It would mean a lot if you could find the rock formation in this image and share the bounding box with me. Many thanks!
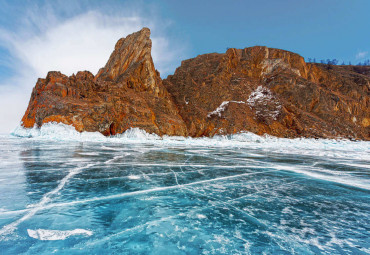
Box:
[21,28,370,140]
[21,28,187,136]
[164,47,370,139]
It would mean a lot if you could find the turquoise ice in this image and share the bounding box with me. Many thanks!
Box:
[0,124,369,254]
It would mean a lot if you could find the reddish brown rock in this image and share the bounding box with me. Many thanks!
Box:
[21,28,187,136]
[163,47,370,140]
[21,28,369,140]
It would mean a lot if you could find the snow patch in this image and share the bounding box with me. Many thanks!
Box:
[196,214,207,219]
[27,229,92,240]
[247,86,281,121]
[207,101,245,118]
[127,175,141,180]
[247,86,274,106]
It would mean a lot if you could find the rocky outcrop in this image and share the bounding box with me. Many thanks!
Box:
[21,28,187,136]
[21,28,370,140]
[163,47,370,140]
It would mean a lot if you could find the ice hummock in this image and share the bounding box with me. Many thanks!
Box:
[11,122,160,142]
[10,123,370,160]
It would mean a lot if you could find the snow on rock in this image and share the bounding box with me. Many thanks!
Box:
[247,86,274,106]
[247,86,281,122]
[207,101,245,118]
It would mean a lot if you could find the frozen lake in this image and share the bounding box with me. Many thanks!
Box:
[0,124,369,254]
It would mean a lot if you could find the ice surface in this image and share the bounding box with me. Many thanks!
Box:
[0,163,95,238]
[27,229,92,240]
[1,123,369,254]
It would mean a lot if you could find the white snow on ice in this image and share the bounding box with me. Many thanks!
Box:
[27,229,93,240]
[9,122,370,162]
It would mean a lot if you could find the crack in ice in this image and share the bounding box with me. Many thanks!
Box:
[31,168,285,210]
[0,163,96,239]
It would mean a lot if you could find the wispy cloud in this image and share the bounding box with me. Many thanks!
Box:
[356,51,368,59]
[0,2,187,133]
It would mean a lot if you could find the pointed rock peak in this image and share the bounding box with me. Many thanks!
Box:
[96,27,155,82]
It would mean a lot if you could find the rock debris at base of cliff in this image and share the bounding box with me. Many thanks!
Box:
[21,28,370,140]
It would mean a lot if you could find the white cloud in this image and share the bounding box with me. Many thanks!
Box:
[356,51,368,59]
[0,4,187,133]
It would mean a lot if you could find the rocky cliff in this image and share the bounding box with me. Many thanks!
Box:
[21,28,370,140]
[21,28,187,136]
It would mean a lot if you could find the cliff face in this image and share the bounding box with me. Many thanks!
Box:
[21,28,370,140]
[21,28,187,136]
[164,47,370,139]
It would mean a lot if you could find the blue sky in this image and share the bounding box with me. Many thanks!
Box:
[0,0,369,133]
[163,0,370,63]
